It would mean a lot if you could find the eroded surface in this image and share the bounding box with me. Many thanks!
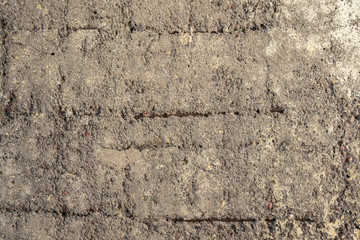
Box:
[1,0,360,239]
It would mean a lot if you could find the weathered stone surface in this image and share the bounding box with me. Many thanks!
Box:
[1,0,359,239]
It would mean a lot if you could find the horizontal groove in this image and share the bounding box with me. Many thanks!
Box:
[1,207,118,218]
[114,142,178,152]
[1,208,315,223]
[0,207,314,223]
[171,218,256,223]
[294,217,313,222]
[269,106,285,114]
[4,26,267,35]
[110,138,264,153]
[134,111,240,120]
[171,217,313,223]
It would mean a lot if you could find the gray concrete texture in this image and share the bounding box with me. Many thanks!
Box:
[0,0,360,239]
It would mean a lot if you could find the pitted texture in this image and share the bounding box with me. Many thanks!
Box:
[1,0,360,239]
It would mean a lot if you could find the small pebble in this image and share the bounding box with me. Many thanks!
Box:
[85,131,91,140]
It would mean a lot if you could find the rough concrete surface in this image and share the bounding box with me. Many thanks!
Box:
[0,0,359,239]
